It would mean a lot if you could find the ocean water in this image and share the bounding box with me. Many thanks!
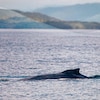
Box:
[0,29,100,100]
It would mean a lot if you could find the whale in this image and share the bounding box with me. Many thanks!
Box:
[0,68,99,82]
[23,68,89,81]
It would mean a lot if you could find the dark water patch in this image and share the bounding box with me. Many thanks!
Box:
[0,76,29,79]
[0,59,8,62]
[0,79,9,82]
[0,76,30,82]
[89,75,100,79]
[28,67,37,69]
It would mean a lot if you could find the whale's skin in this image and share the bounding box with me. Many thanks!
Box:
[25,68,89,80]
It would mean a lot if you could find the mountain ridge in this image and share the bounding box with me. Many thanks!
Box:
[0,9,55,29]
[15,10,100,29]
[0,4,100,29]
[35,3,100,22]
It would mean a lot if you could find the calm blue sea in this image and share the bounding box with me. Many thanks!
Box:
[0,29,100,100]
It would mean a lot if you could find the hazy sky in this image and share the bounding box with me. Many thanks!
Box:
[0,0,100,11]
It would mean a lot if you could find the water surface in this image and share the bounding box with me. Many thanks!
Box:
[0,29,100,100]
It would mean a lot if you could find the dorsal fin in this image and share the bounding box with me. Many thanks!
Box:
[62,68,80,74]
